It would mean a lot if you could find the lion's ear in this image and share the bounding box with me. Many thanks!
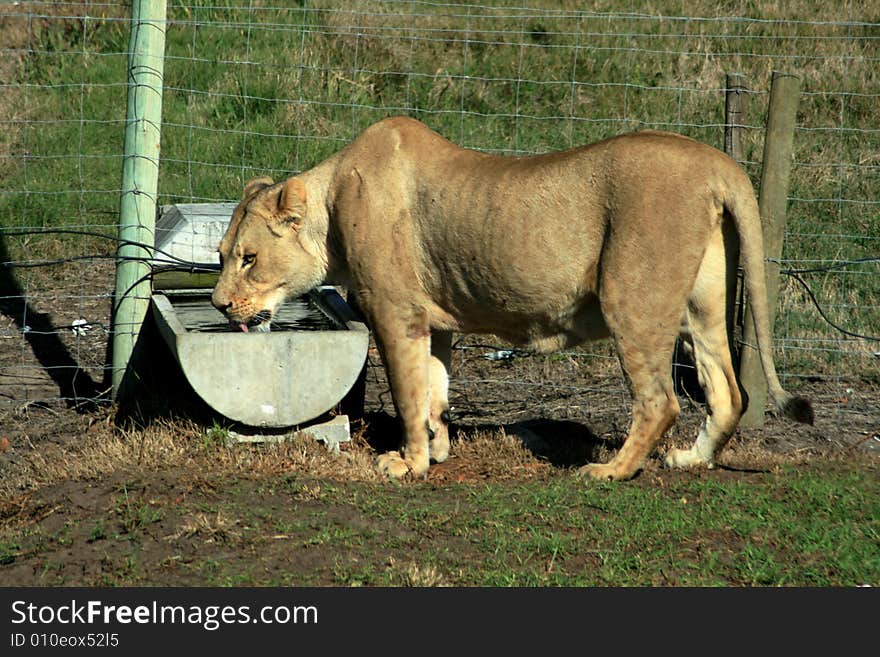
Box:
[276,177,308,227]
[242,176,274,200]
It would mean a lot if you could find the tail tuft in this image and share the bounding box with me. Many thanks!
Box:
[781,395,814,425]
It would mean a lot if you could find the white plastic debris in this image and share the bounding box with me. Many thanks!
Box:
[71,318,91,336]
[484,349,516,361]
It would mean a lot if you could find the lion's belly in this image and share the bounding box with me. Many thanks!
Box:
[412,156,608,347]
[439,279,610,352]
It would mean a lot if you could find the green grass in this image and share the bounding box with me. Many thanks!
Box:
[113,485,165,537]
[2,459,877,586]
[0,539,21,566]
[1,1,878,374]
[345,466,880,586]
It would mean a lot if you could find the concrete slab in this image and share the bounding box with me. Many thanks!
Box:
[227,414,352,452]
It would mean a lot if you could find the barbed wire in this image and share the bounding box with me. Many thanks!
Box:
[775,257,880,342]
[0,228,220,271]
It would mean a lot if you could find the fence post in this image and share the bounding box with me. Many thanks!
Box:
[112,0,167,400]
[738,71,801,428]
[724,73,749,349]
[674,73,753,398]
[724,73,748,162]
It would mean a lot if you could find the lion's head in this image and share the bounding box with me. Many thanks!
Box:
[212,176,327,332]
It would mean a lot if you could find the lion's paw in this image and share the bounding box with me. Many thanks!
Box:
[377,451,428,480]
[429,429,450,464]
[664,448,714,470]
[578,462,636,482]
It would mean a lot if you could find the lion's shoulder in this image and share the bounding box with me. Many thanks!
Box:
[352,116,457,156]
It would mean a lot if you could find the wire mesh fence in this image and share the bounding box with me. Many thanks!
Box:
[1,1,878,420]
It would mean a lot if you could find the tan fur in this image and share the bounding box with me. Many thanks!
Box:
[212,117,812,481]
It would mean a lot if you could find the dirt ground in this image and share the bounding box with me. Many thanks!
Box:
[0,261,878,585]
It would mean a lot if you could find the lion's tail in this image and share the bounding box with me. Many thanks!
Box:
[724,173,814,425]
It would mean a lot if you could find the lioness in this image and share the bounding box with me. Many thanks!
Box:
[212,116,812,481]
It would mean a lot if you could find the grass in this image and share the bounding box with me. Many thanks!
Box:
[0,413,877,587]
[8,461,879,587]
[114,485,164,537]
[389,468,876,586]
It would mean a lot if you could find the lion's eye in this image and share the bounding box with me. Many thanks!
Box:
[241,254,256,268]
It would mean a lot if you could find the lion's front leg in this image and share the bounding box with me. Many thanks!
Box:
[428,330,452,464]
[372,304,432,479]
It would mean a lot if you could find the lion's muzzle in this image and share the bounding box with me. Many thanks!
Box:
[212,291,272,333]
[228,310,272,333]
[223,310,272,333]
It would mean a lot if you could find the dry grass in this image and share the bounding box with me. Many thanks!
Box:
[0,409,383,499]
[396,559,449,587]
[452,428,550,475]
[165,510,241,544]
[0,8,31,172]
[2,408,858,506]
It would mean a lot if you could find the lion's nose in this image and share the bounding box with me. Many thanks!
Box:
[211,291,232,314]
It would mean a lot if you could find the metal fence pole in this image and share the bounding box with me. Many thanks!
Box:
[738,71,801,428]
[112,0,167,400]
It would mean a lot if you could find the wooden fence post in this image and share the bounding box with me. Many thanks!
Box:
[724,73,749,349]
[112,0,167,400]
[724,73,748,162]
[674,73,751,398]
[738,71,801,428]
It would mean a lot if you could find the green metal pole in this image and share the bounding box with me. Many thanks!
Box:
[112,0,167,400]
[738,72,801,428]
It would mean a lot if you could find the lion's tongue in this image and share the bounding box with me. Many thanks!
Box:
[239,323,249,333]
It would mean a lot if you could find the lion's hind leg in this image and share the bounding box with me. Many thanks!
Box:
[666,228,743,470]
[665,317,743,470]
[580,332,681,481]
[580,216,708,482]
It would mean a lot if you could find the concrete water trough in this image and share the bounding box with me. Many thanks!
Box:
[149,203,369,441]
